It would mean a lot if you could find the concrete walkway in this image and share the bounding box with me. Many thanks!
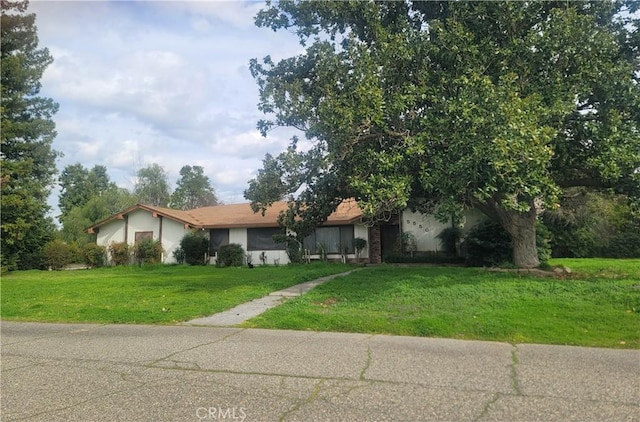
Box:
[184,270,356,326]
[2,321,639,421]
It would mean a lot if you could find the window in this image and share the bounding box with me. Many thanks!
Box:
[209,229,229,254]
[247,227,285,251]
[303,226,355,254]
[134,231,153,243]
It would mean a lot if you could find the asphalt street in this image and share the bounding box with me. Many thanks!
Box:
[1,321,638,421]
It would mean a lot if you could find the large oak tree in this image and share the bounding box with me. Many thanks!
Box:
[246,0,639,268]
[1,0,59,270]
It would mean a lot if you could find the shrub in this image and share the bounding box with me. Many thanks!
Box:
[133,238,163,264]
[536,222,552,265]
[463,219,551,267]
[542,190,637,258]
[354,237,367,261]
[83,243,106,267]
[436,227,463,256]
[43,240,74,270]
[392,232,417,256]
[462,220,513,267]
[109,242,131,266]
[179,231,209,265]
[273,233,303,264]
[605,218,640,258]
[172,247,186,264]
[217,243,245,267]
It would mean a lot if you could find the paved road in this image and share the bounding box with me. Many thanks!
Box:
[1,322,638,421]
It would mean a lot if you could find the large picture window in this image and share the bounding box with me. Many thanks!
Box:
[209,229,229,254]
[247,227,285,251]
[303,226,355,254]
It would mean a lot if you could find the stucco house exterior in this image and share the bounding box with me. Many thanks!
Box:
[87,200,483,265]
[88,200,368,265]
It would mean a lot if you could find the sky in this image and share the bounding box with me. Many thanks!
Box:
[28,0,306,220]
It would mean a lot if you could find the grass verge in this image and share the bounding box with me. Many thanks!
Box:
[241,259,640,349]
[0,263,352,324]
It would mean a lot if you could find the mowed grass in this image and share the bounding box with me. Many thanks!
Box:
[0,263,352,324]
[242,259,640,349]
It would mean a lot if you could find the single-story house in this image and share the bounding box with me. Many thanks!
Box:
[87,200,484,265]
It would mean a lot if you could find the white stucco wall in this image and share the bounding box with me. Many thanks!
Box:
[161,219,192,264]
[401,208,485,252]
[96,209,191,264]
[96,219,125,246]
[96,219,126,263]
[126,209,158,240]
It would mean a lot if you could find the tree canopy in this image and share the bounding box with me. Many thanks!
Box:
[60,185,136,245]
[134,163,171,207]
[171,165,218,210]
[246,0,640,268]
[1,0,59,270]
[59,163,115,222]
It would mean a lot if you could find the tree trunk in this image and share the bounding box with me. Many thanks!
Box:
[506,212,539,269]
[368,225,381,264]
[498,206,539,269]
[478,198,540,269]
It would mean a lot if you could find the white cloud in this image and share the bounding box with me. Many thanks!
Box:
[29,0,308,218]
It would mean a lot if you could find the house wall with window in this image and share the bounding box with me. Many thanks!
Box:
[401,208,485,252]
[127,209,158,243]
[208,227,289,265]
[95,208,191,264]
[206,227,244,265]
[246,227,288,265]
[300,224,370,262]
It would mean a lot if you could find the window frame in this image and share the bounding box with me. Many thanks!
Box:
[247,227,285,251]
[303,225,355,254]
[209,228,230,255]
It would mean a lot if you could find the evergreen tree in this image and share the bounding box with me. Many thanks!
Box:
[1,0,59,270]
[59,163,115,222]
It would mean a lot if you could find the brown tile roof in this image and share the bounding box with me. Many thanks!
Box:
[191,199,363,229]
[87,200,363,233]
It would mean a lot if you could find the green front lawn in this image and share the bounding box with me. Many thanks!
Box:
[242,259,640,349]
[0,263,352,324]
[3,259,638,348]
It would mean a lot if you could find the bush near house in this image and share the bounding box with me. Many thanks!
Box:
[133,238,163,264]
[83,243,106,267]
[217,243,245,267]
[178,231,209,265]
[462,220,551,267]
[43,240,74,270]
[436,227,463,256]
[108,242,131,266]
